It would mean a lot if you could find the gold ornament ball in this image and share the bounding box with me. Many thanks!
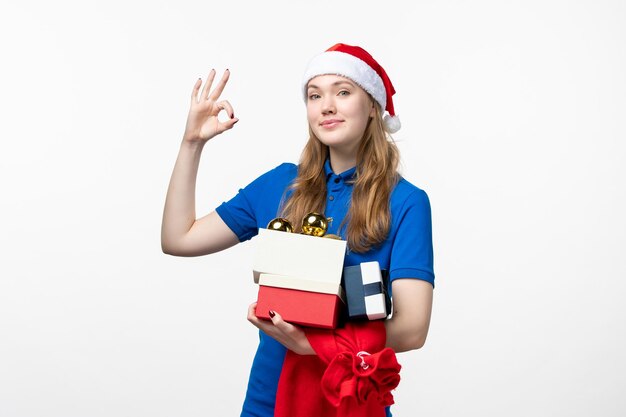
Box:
[267,217,293,233]
[301,212,328,237]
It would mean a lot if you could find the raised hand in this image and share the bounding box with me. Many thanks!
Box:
[183,69,238,143]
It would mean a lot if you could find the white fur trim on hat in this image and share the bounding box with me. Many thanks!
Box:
[302,51,387,112]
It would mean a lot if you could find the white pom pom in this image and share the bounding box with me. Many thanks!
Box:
[383,114,401,133]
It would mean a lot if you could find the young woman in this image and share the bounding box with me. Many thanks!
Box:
[161,43,435,417]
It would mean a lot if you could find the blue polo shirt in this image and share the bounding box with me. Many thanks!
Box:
[215,160,434,417]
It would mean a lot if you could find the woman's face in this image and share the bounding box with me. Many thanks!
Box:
[306,74,375,156]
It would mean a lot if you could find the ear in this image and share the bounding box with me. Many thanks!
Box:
[369,101,377,118]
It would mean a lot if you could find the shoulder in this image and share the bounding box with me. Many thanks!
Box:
[391,176,431,212]
[275,162,298,177]
[243,162,298,190]
[256,161,298,179]
[263,162,298,182]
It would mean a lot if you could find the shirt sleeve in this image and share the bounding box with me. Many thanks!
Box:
[215,163,295,242]
[389,188,435,287]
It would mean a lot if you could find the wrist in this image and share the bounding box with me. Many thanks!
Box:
[180,137,207,151]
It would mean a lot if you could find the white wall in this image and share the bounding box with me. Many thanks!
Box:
[1,0,624,416]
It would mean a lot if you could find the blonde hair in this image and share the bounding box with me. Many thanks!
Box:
[280,105,400,253]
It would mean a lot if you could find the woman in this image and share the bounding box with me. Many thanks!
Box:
[161,43,434,417]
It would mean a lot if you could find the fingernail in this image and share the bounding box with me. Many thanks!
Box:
[269,310,275,318]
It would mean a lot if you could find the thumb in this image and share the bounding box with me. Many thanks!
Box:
[220,117,239,132]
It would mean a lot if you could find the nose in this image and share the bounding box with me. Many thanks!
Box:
[321,96,336,115]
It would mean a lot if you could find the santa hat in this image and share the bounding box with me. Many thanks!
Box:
[302,43,401,133]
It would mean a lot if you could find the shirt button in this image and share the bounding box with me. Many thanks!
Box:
[334,178,341,183]
[329,195,334,201]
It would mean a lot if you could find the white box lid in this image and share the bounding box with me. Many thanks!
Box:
[253,228,347,284]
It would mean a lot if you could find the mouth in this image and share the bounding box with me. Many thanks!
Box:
[320,119,343,128]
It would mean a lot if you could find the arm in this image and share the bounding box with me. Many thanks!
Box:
[246,278,434,355]
[385,278,433,352]
[161,69,240,257]
[384,187,435,352]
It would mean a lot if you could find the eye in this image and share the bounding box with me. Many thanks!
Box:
[338,90,350,96]
[308,93,321,100]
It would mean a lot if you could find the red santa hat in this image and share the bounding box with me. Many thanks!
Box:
[302,43,401,133]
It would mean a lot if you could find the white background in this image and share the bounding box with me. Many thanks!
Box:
[1,0,625,416]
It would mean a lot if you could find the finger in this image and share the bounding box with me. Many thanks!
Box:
[218,117,239,133]
[201,69,217,101]
[248,311,277,335]
[191,78,202,103]
[216,100,235,119]
[247,302,258,322]
[247,302,273,328]
[208,69,230,102]
[268,310,295,334]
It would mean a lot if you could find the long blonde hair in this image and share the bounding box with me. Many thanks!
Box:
[280,105,400,253]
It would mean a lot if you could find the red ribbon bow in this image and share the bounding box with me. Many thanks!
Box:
[321,348,401,408]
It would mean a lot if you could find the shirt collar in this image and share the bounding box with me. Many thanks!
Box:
[324,158,357,183]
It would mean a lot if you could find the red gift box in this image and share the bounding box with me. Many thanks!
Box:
[256,285,344,329]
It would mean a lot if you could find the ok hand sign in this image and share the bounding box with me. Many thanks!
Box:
[183,69,238,144]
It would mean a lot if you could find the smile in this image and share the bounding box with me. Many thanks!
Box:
[320,119,343,128]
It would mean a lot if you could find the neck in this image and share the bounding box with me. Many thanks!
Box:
[328,147,357,174]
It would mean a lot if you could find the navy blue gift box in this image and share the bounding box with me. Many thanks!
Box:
[342,261,392,320]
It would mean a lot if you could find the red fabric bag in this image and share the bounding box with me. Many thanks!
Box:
[275,320,401,417]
